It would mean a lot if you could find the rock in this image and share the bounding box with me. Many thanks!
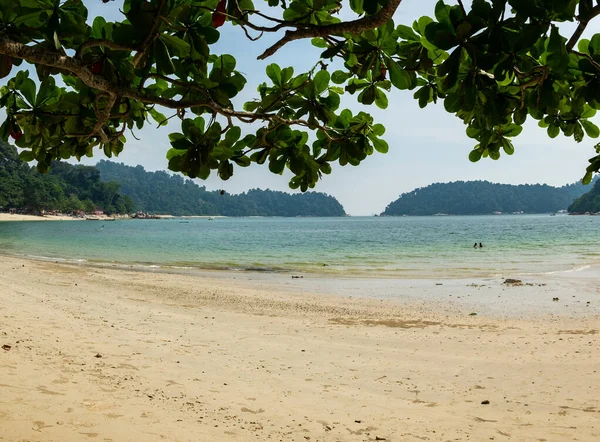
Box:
[2,344,11,351]
[355,420,362,423]
[481,400,490,405]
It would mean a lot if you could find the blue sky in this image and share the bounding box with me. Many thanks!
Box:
[56,2,600,214]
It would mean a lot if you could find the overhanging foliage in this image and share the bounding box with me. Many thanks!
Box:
[1,0,600,190]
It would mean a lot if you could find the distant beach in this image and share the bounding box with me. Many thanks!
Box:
[0,213,79,222]
[0,255,598,441]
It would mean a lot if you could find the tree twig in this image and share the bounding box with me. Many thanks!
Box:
[257,0,403,60]
[457,0,467,18]
[567,4,600,52]
[76,39,138,59]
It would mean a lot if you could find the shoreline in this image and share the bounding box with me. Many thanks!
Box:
[0,213,81,221]
[0,213,129,222]
[0,213,228,222]
[3,249,600,293]
[1,256,599,441]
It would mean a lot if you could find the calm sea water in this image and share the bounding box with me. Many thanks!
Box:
[0,215,599,277]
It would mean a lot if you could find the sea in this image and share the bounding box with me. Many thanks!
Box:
[0,215,599,278]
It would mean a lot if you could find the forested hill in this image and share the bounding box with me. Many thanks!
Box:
[95,161,346,217]
[381,180,596,216]
[568,178,600,213]
[0,141,134,214]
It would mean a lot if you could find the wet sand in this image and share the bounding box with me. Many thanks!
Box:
[0,257,599,441]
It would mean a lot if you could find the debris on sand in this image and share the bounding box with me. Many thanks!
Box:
[504,278,523,286]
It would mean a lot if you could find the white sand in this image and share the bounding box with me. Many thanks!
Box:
[0,257,598,441]
[0,213,78,221]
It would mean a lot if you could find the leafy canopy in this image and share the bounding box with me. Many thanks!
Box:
[2,0,600,190]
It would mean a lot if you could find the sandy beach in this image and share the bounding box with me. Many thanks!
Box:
[1,257,599,442]
[0,214,128,222]
[0,213,79,222]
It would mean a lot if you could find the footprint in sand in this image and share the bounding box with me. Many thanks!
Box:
[37,386,65,396]
[32,421,53,432]
[241,407,264,414]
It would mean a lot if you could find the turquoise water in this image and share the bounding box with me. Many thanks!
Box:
[0,215,599,277]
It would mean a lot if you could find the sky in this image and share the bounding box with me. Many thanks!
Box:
[31,1,600,214]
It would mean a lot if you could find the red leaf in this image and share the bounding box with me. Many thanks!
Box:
[90,61,103,74]
[9,123,22,141]
[212,0,227,28]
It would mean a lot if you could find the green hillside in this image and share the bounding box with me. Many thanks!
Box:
[568,179,600,213]
[0,141,134,214]
[381,180,595,216]
[95,161,346,217]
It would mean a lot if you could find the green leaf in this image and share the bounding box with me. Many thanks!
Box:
[395,24,420,41]
[166,147,187,161]
[232,156,251,167]
[374,89,388,109]
[469,149,482,162]
[501,124,522,137]
[581,120,600,138]
[332,70,351,84]
[514,108,528,125]
[371,137,389,153]
[547,125,560,138]
[313,70,330,95]
[387,58,413,90]
[372,124,385,136]
[160,35,190,58]
[266,63,282,86]
[19,78,36,106]
[19,150,34,162]
[589,34,600,57]
[311,38,327,48]
[154,39,175,75]
[224,126,241,146]
[501,138,515,155]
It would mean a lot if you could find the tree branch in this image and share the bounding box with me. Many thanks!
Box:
[257,0,403,60]
[0,35,337,141]
[457,0,467,18]
[567,4,600,52]
[76,39,139,59]
[91,93,118,143]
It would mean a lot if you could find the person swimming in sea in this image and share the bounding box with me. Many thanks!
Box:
[479,242,483,248]
[473,242,478,248]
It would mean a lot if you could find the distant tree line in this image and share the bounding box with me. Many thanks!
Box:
[0,141,135,214]
[381,180,597,216]
[569,179,600,213]
[95,161,347,217]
